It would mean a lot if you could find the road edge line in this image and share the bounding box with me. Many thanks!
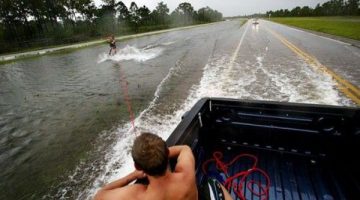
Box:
[265,27,360,105]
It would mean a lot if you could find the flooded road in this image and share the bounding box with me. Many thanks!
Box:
[0,19,359,199]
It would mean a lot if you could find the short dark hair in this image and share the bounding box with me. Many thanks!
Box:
[131,133,169,176]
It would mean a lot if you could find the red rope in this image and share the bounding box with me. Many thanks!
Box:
[202,151,271,200]
[118,66,136,133]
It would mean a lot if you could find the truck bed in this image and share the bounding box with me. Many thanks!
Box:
[196,145,358,200]
[167,98,360,200]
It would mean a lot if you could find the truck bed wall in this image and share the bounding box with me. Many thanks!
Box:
[166,98,360,199]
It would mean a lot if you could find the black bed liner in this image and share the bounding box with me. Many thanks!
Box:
[166,98,360,200]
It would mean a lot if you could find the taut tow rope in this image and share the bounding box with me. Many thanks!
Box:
[118,64,136,133]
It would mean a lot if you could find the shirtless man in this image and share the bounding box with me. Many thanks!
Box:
[108,35,117,56]
[94,132,232,200]
[93,132,197,200]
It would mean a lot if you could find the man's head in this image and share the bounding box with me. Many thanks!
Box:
[131,133,169,176]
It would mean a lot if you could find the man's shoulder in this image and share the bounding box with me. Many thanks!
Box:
[171,171,196,183]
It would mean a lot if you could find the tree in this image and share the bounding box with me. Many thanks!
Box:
[290,7,301,16]
[137,6,151,26]
[172,2,195,25]
[0,0,28,39]
[117,1,130,24]
[43,0,66,26]
[0,0,223,54]
[197,7,223,22]
[128,2,139,30]
[300,6,313,16]
[28,0,47,34]
[266,0,360,17]
[75,0,97,21]
[153,2,170,25]
[95,0,117,34]
[346,0,360,15]
[314,3,323,16]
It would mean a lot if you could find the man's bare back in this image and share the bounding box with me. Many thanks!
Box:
[94,145,198,200]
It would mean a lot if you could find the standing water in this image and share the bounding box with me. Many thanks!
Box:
[0,41,166,199]
[0,20,353,200]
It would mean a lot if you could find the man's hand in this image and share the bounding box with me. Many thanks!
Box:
[131,170,147,180]
[100,170,146,191]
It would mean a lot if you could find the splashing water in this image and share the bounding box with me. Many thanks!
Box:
[97,45,164,63]
[57,43,350,199]
[66,49,350,199]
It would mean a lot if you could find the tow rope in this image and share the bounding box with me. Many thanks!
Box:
[202,151,271,200]
[118,65,136,133]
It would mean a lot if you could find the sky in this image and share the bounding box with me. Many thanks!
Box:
[94,0,329,17]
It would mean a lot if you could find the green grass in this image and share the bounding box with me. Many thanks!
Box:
[270,17,360,40]
[240,19,248,27]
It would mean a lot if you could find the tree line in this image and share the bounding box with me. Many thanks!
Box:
[266,0,360,17]
[0,0,223,54]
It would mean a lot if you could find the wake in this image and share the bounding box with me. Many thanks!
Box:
[97,45,164,63]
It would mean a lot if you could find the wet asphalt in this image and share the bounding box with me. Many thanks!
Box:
[0,19,359,200]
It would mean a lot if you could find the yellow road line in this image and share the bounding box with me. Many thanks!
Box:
[265,27,360,105]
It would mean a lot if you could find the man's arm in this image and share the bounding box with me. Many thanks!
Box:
[168,145,195,173]
[94,170,146,200]
[101,170,146,191]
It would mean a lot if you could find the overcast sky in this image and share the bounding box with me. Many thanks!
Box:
[94,0,328,17]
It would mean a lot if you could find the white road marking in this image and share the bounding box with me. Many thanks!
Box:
[229,21,250,70]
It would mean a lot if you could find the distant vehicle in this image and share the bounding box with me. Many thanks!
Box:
[253,18,259,25]
[167,98,360,200]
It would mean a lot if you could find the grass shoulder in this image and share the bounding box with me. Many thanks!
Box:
[270,16,360,40]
